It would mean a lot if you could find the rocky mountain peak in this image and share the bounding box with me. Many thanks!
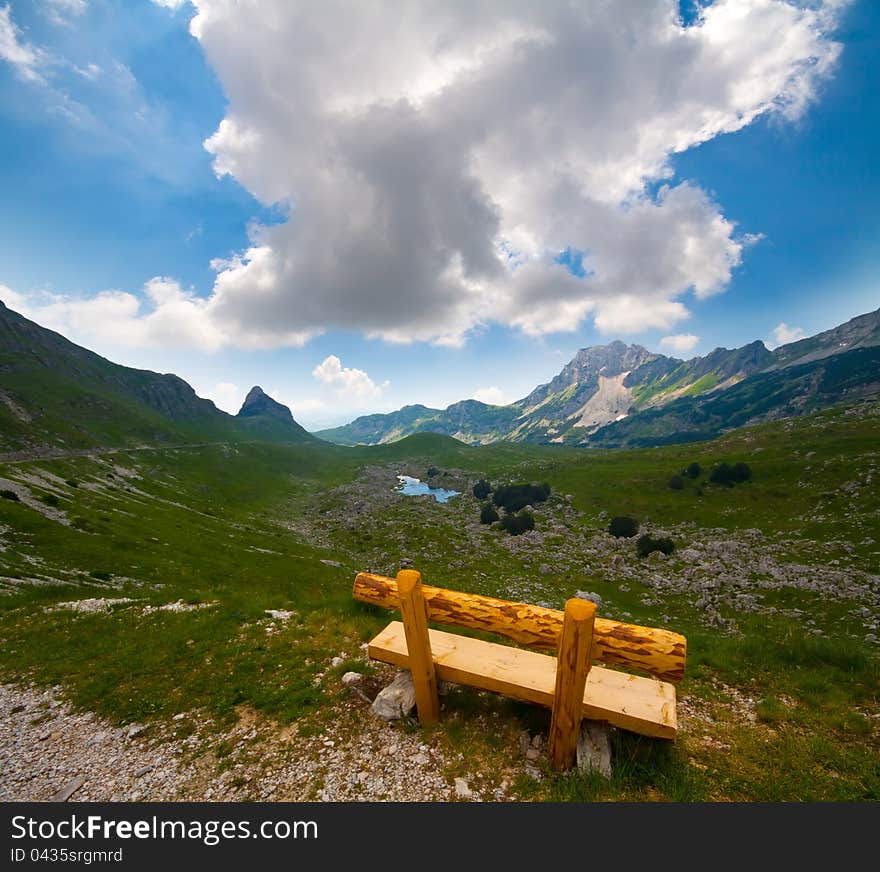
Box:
[237,386,294,423]
[569,341,656,374]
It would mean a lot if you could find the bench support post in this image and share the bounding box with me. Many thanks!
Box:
[397,569,440,725]
[549,598,597,771]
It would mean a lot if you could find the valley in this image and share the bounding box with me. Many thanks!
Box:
[1,402,877,801]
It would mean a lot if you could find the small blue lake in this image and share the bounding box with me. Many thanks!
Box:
[396,475,460,503]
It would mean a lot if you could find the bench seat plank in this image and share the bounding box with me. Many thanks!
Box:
[368,621,677,740]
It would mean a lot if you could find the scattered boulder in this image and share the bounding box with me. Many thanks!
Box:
[454,777,473,799]
[370,671,416,721]
[574,591,602,609]
[341,671,362,687]
[577,720,612,778]
[48,776,85,802]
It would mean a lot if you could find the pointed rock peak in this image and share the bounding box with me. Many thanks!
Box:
[237,386,293,422]
[243,385,267,406]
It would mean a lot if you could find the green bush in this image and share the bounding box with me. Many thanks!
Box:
[41,493,60,507]
[668,475,685,490]
[684,462,702,478]
[609,516,639,538]
[709,462,752,486]
[1,489,20,502]
[636,534,675,557]
[66,479,79,488]
[426,467,439,477]
[472,479,492,500]
[733,462,752,482]
[493,482,550,513]
[500,510,535,536]
[479,503,499,524]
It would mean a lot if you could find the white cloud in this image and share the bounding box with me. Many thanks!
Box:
[45,0,87,25]
[182,0,844,346]
[152,0,188,9]
[200,381,244,415]
[471,386,508,406]
[72,62,102,81]
[660,333,700,354]
[312,355,389,405]
[769,322,805,348]
[0,4,46,83]
[0,277,315,355]
[4,1,847,354]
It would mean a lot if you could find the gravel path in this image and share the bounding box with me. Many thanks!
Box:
[0,682,511,802]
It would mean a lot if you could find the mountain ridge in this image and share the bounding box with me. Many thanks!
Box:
[0,300,315,453]
[317,307,880,446]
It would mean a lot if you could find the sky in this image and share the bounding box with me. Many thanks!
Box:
[0,0,877,430]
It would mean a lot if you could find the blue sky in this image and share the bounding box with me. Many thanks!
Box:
[0,0,877,429]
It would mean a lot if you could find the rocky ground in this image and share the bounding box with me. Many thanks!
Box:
[0,676,524,802]
[298,462,880,643]
[2,454,877,802]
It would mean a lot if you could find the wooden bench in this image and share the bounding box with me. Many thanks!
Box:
[353,569,687,770]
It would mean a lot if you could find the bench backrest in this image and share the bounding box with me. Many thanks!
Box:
[353,571,686,683]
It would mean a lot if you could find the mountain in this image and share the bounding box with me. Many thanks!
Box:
[235,386,313,442]
[316,307,880,447]
[766,307,880,370]
[589,345,880,447]
[0,300,315,454]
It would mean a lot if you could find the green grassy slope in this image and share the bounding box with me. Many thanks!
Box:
[0,301,315,452]
[1,403,877,800]
[590,346,880,448]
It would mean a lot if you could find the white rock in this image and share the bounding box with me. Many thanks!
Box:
[341,671,362,687]
[369,671,416,721]
[577,720,612,778]
[48,777,85,802]
[454,777,473,799]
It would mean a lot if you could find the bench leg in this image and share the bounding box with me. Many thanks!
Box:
[397,569,441,725]
[549,598,597,771]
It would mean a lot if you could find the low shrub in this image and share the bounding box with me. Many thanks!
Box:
[684,462,702,479]
[500,510,535,536]
[41,493,60,507]
[472,479,492,500]
[493,482,551,513]
[709,462,751,486]
[636,534,675,558]
[609,516,639,538]
[0,489,20,502]
[480,503,499,524]
[426,467,439,477]
[668,475,685,490]
[66,479,79,488]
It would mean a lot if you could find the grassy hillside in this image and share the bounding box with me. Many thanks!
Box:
[0,403,877,800]
[0,301,314,453]
[592,346,880,448]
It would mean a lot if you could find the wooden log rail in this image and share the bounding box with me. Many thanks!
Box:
[353,571,686,683]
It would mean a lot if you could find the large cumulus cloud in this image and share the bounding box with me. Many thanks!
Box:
[187,0,843,347]
[5,1,846,351]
